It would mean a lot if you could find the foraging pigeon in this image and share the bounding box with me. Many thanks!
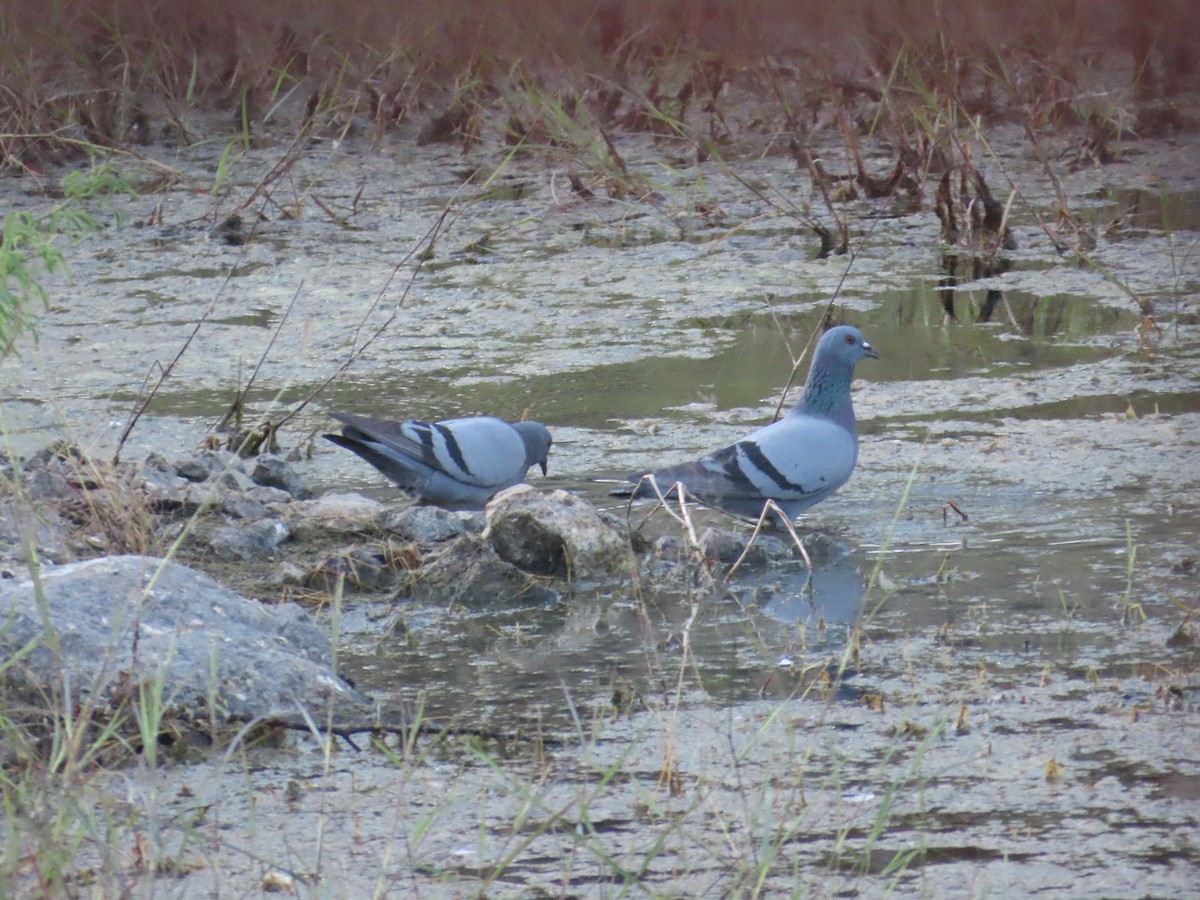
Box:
[624,325,879,527]
[325,412,552,506]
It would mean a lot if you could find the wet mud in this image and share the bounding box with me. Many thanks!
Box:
[2,67,1199,897]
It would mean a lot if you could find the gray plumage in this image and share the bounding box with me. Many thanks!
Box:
[325,412,552,507]
[625,325,879,527]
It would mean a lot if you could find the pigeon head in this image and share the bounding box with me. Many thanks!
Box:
[514,420,553,475]
[801,325,879,419]
[818,325,879,366]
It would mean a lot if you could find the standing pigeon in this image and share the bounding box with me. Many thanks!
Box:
[624,325,879,527]
[325,412,552,507]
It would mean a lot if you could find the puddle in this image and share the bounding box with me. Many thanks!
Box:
[342,551,870,728]
[94,261,274,283]
[320,286,1150,443]
[1085,186,1200,232]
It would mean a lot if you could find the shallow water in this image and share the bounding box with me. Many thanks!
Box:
[2,96,1199,896]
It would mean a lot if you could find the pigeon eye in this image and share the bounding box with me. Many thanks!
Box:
[845,335,856,345]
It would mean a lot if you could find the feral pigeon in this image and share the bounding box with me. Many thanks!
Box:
[624,325,878,527]
[325,412,552,506]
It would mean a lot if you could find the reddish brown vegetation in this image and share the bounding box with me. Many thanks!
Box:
[0,0,1194,171]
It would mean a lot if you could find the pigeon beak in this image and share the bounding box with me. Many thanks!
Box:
[863,341,880,360]
[539,460,548,477]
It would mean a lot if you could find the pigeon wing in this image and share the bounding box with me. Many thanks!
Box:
[645,416,856,504]
[425,417,528,488]
[732,415,858,501]
[333,413,527,489]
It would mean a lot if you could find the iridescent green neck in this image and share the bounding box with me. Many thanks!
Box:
[801,358,856,428]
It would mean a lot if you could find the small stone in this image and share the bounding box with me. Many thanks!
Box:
[251,454,312,499]
[24,468,73,500]
[454,510,487,533]
[799,531,848,567]
[246,485,293,507]
[261,561,308,587]
[214,469,255,492]
[208,518,292,560]
[261,869,293,892]
[382,505,466,543]
[175,450,243,483]
[598,509,649,553]
[652,534,690,561]
[220,492,270,520]
[306,546,392,593]
[698,527,748,564]
[29,442,85,467]
[142,452,171,472]
[175,459,212,482]
[212,214,245,246]
[137,462,187,509]
[1167,622,1196,649]
[408,534,557,607]
[286,493,384,538]
[484,486,633,581]
[698,527,792,567]
[182,482,223,511]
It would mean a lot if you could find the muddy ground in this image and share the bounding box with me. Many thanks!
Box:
[2,53,1199,897]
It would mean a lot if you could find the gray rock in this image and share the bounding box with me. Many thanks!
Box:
[175,458,212,482]
[757,534,792,561]
[219,491,270,520]
[484,486,633,581]
[455,510,487,533]
[382,505,466,543]
[209,518,292,560]
[154,520,187,545]
[175,450,244,483]
[191,480,290,522]
[0,555,371,725]
[0,495,74,566]
[143,452,171,471]
[286,493,384,539]
[246,485,293,507]
[24,467,73,500]
[182,481,223,511]
[29,443,87,468]
[653,534,689,559]
[136,460,188,510]
[698,527,792,567]
[798,531,849,567]
[261,560,309,587]
[408,534,556,607]
[251,454,312,499]
[218,484,295,520]
[214,469,255,492]
[597,509,650,553]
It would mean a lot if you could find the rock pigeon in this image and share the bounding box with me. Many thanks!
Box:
[624,325,879,527]
[325,412,552,507]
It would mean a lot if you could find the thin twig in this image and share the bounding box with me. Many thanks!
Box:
[768,231,872,422]
[213,281,305,435]
[110,199,267,464]
[273,205,452,430]
[725,499,814,580]
[626,474,700,547]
